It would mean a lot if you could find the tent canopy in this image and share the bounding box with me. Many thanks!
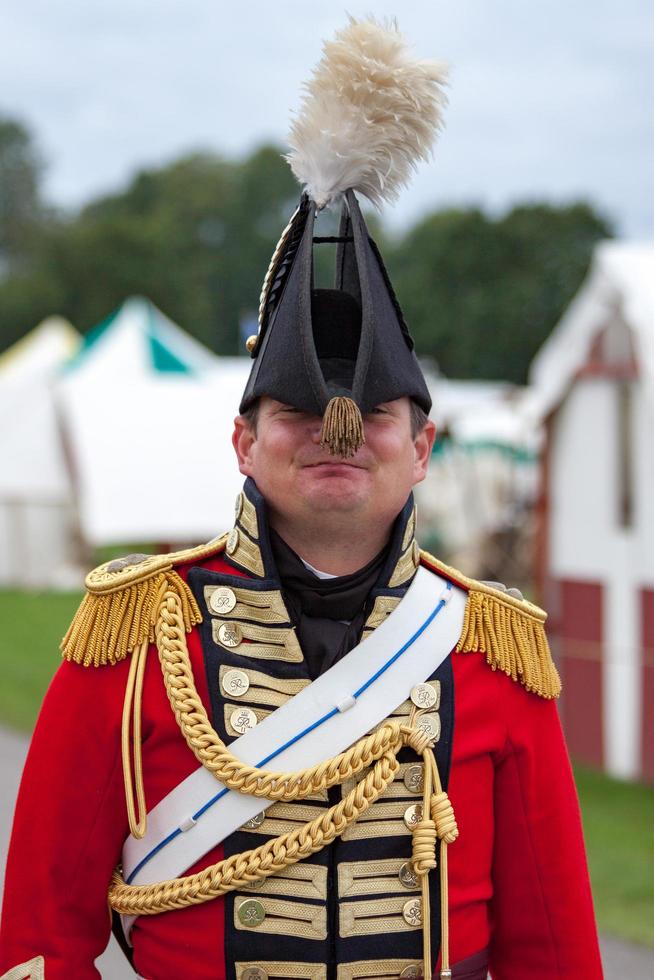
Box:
[57,296,251,546]
[0,317,79,499]
[528,241,654,420]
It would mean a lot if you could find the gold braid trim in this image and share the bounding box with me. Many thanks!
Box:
[420,549,561,700]
[59,536,226,667]
[108,588,459,979]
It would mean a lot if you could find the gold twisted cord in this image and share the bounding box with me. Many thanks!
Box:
[154,592,415,798]
[121,638,148,839]
[109,749,400,915]
[113,588,459,978]
[257,204,301,328]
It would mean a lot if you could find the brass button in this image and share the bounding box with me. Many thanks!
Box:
[209,586,237,615]
[227,528,240,554]
[403,803,423,830]
[245,334,258,354]
[230,707,257,734]
[403,764,424,794]
[402,897,422,927]
[242,811,265,830]
[218,622,243,648]
[415,712,441,742]
[234,493,244,519]
[400,966,423,978]
[242,968,268,980]
[222,669,250,698]
[410,683,437,709]
[398,861,419,889]
[237,898,265,927]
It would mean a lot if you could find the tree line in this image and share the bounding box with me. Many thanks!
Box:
[0,115,612,383]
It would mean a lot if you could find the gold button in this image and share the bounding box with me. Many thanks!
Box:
[222,669,250,698]
[245,334,258,353]
[410,683,437,709]
[237,898,265,927]
[242,811,265,830]
[403,803,423,831]
[235,493,244,519]
[403,764,424,794]
[218,622,243,648]
[209,586,237,615]
[230,707,257,734]
[227,528,240,554]
[416,713,441,742]
[400,966,423,979]
[402,897,422,927]
[242,968,268,980]
[399,861,419,889]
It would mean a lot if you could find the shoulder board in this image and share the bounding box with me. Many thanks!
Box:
[61,534,228,668]
[420,549,561,700]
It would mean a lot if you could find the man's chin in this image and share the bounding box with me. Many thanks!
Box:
[298,466,371,511]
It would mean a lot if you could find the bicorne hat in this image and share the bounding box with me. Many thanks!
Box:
[240,17,448,457]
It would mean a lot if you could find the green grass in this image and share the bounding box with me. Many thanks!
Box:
[1,590,653,946]
[575,765,654,947]
[0,589,83,731]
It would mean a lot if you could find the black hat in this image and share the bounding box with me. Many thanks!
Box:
[239,17,448,456]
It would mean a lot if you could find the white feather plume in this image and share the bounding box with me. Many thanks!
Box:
[286,16,449,210]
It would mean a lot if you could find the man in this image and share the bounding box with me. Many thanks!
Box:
[0,17,602,980]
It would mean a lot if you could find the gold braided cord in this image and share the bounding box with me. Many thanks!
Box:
[121,639,149,839]
[257,205,301,330]
[154,591,411,800]
[109,750,401,915]
[457,588,561,699]
[61,570,202,667]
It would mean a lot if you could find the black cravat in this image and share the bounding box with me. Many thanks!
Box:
[269,530,388,680]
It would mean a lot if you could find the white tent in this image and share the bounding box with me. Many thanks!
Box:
[416,378,540,565]
[528,241,654,420]
[528,240,654,782]
[57,296,251,546]
[0,318,80,586]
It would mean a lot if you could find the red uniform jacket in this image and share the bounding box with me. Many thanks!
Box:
[0,551,603,979]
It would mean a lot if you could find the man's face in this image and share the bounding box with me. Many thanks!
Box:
[232,397,435,533]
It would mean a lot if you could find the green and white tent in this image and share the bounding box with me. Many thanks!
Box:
[57,296,250,546]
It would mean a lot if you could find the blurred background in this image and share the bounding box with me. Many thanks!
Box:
[1,1,653,976]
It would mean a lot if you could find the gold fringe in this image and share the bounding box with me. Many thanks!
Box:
[456,588,561,699]
[319,396,365,458]
[60,570,202,667]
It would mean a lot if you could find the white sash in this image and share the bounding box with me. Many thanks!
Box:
[121,566,465,933]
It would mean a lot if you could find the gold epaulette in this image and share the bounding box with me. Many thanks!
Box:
[61,535,228,667]
[420,550,561,699]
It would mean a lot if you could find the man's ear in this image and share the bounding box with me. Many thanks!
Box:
[413,419,437,484]
[232,416,256,476]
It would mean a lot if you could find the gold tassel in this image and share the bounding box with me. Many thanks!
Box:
[457,588,561,699]
[319,396,365,457]
[60,570,202,667]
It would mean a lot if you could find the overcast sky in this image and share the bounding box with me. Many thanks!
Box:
[2,0,653,237]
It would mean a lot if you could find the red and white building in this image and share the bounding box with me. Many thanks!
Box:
[529,241,654,783]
